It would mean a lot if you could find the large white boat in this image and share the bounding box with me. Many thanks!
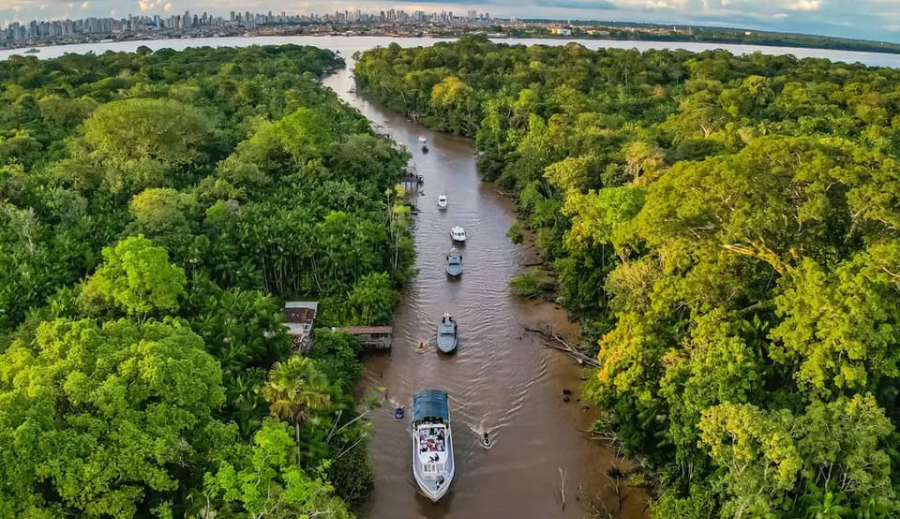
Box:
[412,390,454,502]
[450,226,466,243]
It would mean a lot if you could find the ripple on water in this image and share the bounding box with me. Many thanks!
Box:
[324,60,648,519]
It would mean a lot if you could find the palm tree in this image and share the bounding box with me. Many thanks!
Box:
[263,356,332,467]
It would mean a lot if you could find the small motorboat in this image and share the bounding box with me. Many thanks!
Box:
[412,390,454,502]
[482,433,492,448]
[395,408,405,420]
[422,145,429,153]
[446,248,463,277]
[437,195,448,210]
[418,134,427,143]
[436,314,458,353]
[450,226,466,243]
[24,48,40,54]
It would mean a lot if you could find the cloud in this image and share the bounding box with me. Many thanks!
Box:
[80,1,89,8]
[788,0,820,11]
[138,0,164,12]
[164,2,173,11]
[533,0,617,8]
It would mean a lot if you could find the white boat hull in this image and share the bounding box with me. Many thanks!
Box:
[412,391,454,502]
[412,430,454,501]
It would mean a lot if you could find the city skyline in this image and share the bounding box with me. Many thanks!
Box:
[1,1,900,43]
[0,7,500,44]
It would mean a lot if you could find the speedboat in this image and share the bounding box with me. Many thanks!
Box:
[412,390,454,502]
[437,195,448,210]
[446,248,462,277]
[436,314,458,353]
[418,134,427,143]
[450,226,466,243]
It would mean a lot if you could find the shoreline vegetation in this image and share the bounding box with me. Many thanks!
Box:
[0,45,414,517]
[354,35,900,518]
[4,21,900,58]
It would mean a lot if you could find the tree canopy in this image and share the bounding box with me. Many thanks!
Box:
[356,35,900,519]
[0,44,413,518]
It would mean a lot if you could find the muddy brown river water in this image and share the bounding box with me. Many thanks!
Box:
[322,57,649,519]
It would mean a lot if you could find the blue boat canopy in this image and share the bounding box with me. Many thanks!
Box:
[413,390,449,422]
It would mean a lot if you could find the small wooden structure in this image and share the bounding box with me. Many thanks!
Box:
[284,301,318,354]
[401,165,423,192]
[331,326,393,350]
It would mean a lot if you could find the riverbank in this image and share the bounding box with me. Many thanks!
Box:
[5,20,900,56]
[323,52,651,518]
[6,34,900,69]
[352,36,900,519]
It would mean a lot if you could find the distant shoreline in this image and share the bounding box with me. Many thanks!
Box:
[3,28,899,61]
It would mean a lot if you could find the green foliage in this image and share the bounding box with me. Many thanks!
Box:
[80,98,214,169]
[0,318,231,518]
[506,221,524,244]
[79,235,186,319]
[308,329,364,394]
[347,272,396,325]
[509,268,555,298]
[204,420,352,519]
[0,45,409,518]
[357,37,900,518]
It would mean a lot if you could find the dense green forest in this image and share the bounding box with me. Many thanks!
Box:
[0,45,414,518]
[355,36,900,518]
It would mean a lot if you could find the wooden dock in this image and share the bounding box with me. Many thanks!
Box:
[401,172,423,191]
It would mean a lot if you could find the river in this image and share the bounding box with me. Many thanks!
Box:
[4,35,900,68]
[4,34,889,518]
[321,54,647,519]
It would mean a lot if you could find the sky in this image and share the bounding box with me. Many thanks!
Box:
[3,0,900,43]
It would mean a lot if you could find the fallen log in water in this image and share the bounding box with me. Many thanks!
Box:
[523,325,600,368]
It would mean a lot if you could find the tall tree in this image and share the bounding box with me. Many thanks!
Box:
[263,357,332,467]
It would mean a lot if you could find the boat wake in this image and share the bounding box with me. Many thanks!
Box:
[467,421,496,449]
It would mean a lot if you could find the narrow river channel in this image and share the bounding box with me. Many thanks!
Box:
[323,56,649,519]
